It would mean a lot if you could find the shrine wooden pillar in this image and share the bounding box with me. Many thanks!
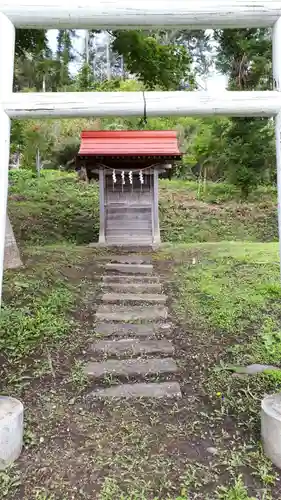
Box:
[153,168,160,245]
[99,167,105,244]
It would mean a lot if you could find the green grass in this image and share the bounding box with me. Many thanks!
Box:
[170,241,280,334]
[1,245,81,360]
[158,241,281,499]
[165,241,281,365]
[8,170,100,245]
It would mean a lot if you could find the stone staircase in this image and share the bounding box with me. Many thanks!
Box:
[84,255,182,399]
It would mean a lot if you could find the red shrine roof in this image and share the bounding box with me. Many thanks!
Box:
[78,130,182,158]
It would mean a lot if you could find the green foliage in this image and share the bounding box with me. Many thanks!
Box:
[223,118,275,198]
[56,29,76,88]
[74,62,95,90]
[113,30,193,89]
[15,29,47,57]
[51,137,80,168]
[214,29,272,91]
[213,28,274,197]
[14,53,61,92]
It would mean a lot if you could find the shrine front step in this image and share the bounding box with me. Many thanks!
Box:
[105,263,153,274]
[95,305,168,322]
[106,237,153,247]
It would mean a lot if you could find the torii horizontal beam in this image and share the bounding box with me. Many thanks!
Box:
[3,91,281,118]
[0,0,280,29]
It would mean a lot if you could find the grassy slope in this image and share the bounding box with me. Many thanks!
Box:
[2,171,281,499]
[159,241,281,499]
[8,171,278,246]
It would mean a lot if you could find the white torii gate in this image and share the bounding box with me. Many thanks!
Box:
[1,1,281,307]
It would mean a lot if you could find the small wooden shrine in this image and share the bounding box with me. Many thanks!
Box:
[77,130,182,246]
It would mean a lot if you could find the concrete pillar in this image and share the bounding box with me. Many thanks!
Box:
[4,215,22,270]
[261,393,281,469]
[0,396,23,470]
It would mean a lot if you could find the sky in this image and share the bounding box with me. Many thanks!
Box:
[47,29,227,93]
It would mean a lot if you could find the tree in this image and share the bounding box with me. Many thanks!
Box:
[56,30,76,88]
[14,50,61,92]
[214,28,272,90]
[112,30,193,89]
[154,29,213,78]
[214,28,275,196]
[15,29,47,57]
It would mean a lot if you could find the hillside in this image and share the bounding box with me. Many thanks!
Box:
[8,170,278,248]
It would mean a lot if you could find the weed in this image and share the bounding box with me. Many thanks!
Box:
[216,475,255,499]
[0,467,21,498]
[0,286,73,358]
[70,359,88,390]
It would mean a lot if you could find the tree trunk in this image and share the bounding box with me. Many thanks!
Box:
[4,215,22,269]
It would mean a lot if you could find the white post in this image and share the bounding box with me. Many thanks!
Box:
[273,17,281,280]
[105,33,111,81]
[0,13,15,308]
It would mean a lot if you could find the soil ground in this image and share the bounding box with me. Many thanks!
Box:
[1,242,281,499]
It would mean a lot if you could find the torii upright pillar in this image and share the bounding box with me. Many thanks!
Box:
[0,13,15,306]
[273,17,281,280]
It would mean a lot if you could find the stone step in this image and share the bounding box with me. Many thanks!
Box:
[95,305,168,322]
[101,292,167,304]
[103,282,162,293]
[106,233,152,240]
[94,322,172,338]
[107,213,151,221]
[106,228,152,234]
[106,222,152,229]
[108,256,152,264]
[106,238,153,247]
[84,358,179,379]
[106,206,151,215]
[103,274,160,283]
[90,338,174,356]
[89,382,182,399]
[106,263,153,274]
